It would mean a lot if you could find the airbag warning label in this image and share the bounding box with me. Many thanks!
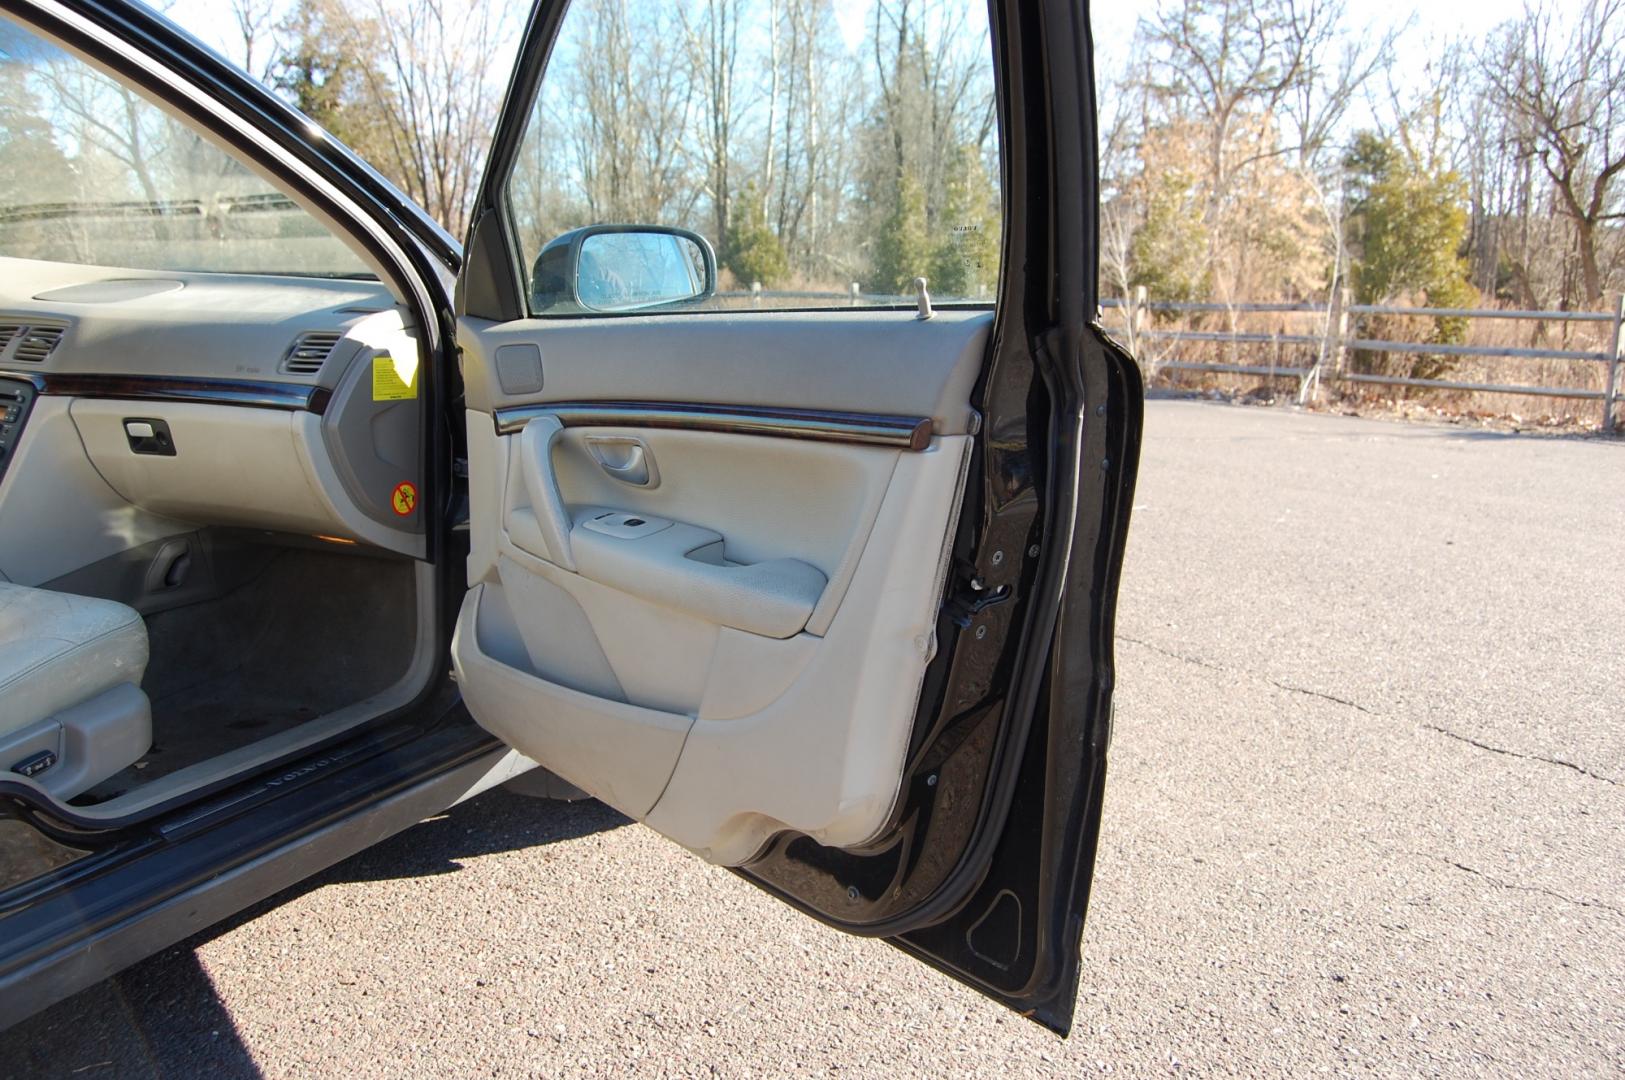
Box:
[391,481,418,516]
[372,353,418,401]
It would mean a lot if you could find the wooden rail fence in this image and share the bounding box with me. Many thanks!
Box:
[721,283,1625,432]
[1100,288,1625,433]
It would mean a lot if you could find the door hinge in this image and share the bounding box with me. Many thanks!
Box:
[943,560,1011,628]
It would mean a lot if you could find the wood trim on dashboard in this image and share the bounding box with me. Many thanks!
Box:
[33,373,331,414]
[491,401,934,450]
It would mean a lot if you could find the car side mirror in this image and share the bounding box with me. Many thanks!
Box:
[530,225,716,314]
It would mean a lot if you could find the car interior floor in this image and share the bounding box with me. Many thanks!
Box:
[73,542,417,805]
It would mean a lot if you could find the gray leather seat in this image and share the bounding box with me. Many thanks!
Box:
[0,583,151,798]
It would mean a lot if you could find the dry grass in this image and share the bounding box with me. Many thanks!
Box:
[1108,302,1620,432]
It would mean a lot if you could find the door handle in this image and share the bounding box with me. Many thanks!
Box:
[511,416,575,570]
[586,435,658,488]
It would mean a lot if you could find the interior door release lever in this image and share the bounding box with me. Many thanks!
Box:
[586,436,658,488]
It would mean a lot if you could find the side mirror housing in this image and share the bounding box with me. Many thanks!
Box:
[530,225,716,314]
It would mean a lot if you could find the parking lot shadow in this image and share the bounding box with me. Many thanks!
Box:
[0,787,627,1079]
[312,786,630,887]
[0,948,258,1080]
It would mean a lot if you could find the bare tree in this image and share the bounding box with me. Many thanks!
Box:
[683,0,745,255]
[33,60,175,235]
[230,0,282,84]
[1136,0,1353,304]
[563,0,696,225]
[1278,1,1397,174]
[355,0,512,238]
[1141,0,1315,202]
[1479,0,1625,305]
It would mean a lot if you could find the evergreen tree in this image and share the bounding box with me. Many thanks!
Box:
[929,145,1000,298]
[723,184,788,287]
[870,170,930,296]
[271,0,406,174]
[1344,131,1475,342]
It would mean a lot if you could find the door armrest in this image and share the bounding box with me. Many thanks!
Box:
[570,512,825,639]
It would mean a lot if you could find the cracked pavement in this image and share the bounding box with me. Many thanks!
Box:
[4,398,1622,1077]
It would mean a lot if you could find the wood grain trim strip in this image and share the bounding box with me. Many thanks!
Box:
[35,373,330,414]
[491,401,932,450]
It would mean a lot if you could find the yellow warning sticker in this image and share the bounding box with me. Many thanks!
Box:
[371,352,418,401]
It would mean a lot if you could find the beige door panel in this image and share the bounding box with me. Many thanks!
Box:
[642,435,970,864]
[455,406,971,863]
[513,548,719,713]
[459,310,992,434]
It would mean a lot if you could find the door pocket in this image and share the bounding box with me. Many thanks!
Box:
[452,582,691,819]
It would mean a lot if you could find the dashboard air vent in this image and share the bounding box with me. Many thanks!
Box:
[11,325,64,363]
[0,325,20,353]
[282,331,343,375]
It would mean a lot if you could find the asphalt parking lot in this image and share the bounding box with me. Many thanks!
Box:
[4,398,1622,1077]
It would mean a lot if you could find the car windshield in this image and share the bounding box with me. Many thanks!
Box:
[0,18,373,278]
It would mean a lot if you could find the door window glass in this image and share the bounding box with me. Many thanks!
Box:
[0,17,371,278]
[505,0,1001,314]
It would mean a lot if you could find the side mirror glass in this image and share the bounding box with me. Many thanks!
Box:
[530,225,716,315]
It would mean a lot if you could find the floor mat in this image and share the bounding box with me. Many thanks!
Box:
[75,546,417,804]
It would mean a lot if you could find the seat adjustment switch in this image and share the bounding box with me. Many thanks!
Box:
[12,749,57,778]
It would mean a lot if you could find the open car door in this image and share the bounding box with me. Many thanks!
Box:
[451,0,1142,1034]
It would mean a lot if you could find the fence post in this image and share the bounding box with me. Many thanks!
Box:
[1331,287,1350,380]
[850,282,861,307]
[750,281,762,308]
[1133,285,1148,353]
[1605,293,1624,435]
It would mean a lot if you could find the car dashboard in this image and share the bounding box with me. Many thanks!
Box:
[0,256,427,587]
